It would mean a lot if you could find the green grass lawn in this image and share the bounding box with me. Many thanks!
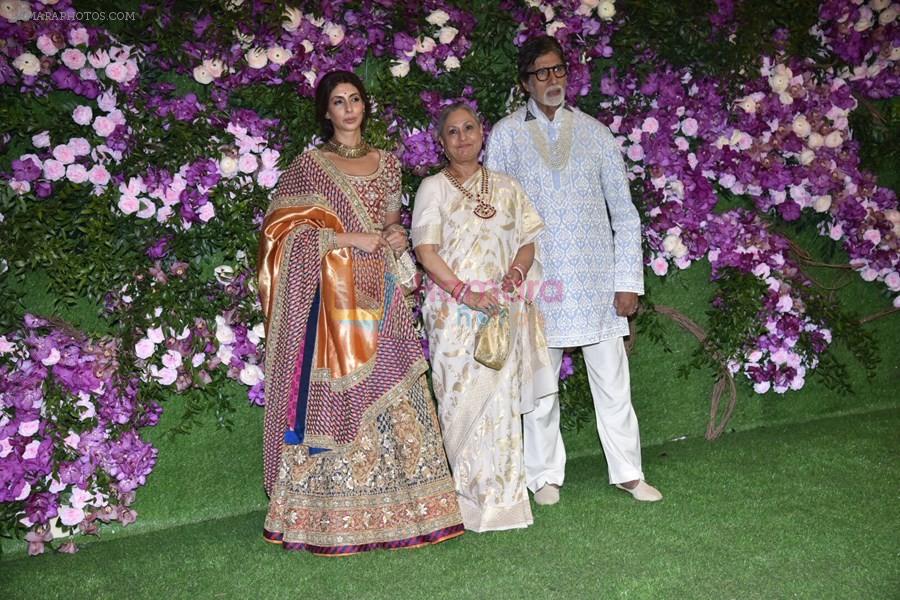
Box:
[2,408,897,600]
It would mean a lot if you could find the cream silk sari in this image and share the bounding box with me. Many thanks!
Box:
[412,168,557,532]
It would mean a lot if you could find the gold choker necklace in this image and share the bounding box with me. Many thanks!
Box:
[442,165,496,219]
[322,139,371,159]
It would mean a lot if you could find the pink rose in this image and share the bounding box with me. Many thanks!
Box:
[641,117,659,134]
[32,131,51,148]
[162,350,183,369]
[136,198,156,220]
[238,153,258,173]
[66,164,89,184]
[88,165,111,186]
[104,62,128,83]
[22,440,40,460]
[681,117,699,136]
[197,202,215,222]
[68,137,91,156]
[650,256,669,276]
[124,60,139,82]
[72,105,93,126]
[134,337,156,359]
[92,116,116,137]
[862,229,882,245]
[885,272,900,292]
[17,419,40,437]
[52,144,75,165]
[256,169,279,189]
[155,366,178,386]
[43,159,66,181]
[118,195,139,215]
[68,27,90,47]
[108,109,126,126]
[59,505,86,527]
[61,48,86,70]
[9,180,30,194]
[626,144,644,161]
[79,67,97,81]
[88,49,110,69]
[97,91,117,112]
[36,34,59,56]
[147,326,165,344]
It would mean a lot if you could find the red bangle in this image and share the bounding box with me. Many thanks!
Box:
[511,265,526,282]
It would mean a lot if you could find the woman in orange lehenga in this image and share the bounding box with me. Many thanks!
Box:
[257,71,463,555]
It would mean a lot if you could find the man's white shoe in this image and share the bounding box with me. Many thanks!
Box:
[533,484,560,505]
[615,480,663,502]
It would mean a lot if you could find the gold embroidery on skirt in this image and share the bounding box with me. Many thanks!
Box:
[391,401,423,478]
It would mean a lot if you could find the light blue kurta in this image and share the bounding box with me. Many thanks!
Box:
[485,100,643,347]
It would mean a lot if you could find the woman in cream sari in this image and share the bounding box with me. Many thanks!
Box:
[412,103,556,532]
[257,71,463,555]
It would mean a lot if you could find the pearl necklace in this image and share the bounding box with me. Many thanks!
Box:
[442,165,496,219]
[527,108,574,171]
[322,139,371,159]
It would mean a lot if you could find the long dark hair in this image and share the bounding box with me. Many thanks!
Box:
[314,70,371,141]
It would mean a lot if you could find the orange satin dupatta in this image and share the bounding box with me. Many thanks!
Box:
[258,203,379,380]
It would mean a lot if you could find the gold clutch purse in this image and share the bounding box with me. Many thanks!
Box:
[474,305,511,370]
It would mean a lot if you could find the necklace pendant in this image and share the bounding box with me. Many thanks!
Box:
[473,202,496,219]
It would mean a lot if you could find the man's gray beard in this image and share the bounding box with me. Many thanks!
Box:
[541,86,565,107]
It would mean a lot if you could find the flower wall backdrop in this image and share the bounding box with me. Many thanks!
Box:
[0,0,897,553]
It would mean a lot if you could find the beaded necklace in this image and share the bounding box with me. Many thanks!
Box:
[442,165,495,219]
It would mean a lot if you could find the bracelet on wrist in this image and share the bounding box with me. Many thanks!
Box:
[511,264,526,283]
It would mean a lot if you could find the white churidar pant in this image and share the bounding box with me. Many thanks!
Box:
[523,338,644,491]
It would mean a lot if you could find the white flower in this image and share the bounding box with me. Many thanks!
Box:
[245,48,268,69]
[545,21,566,36]
[824,131,843,148]
[282,6,302,32]
[811,195,831,213]
[878,5,897,24]
[662,234,681,253]
[135,338,156,359]
[390,60,410,78]
[870,0,891,11]
[807,132,824,149]
[219,155,238,177]
[542,5,555,21]
[267,46,292,65]
[768,64,792,93]
[736,96,757,113]
[324,22,345,46]
[598,0,617,20]
[444,56,461,71]
[426,9,451,26]
[234,28,255,48]
[192,65,214,85]
[202,58,225,78]
[854,7,875,31]
[301,39,314,53]
[239,363,264,386]
[214,265,235,284]
[791,115,811,138]
[0,0,31,22]
[798,149,815,165]
[12,52,40,76]
[415,36,436,53]
[438,26,458,45]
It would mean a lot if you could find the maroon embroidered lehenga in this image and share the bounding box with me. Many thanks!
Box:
[256,149,463,555]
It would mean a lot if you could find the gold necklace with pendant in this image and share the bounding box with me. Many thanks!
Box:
[442,165,495,219]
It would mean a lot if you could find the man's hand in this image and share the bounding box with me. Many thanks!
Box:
[614,291,639,317]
